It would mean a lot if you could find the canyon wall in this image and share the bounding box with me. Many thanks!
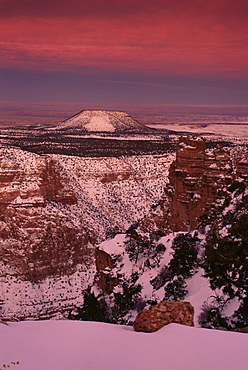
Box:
[1,136,247,320]
[0,146,173,319]
[166,136,234,231]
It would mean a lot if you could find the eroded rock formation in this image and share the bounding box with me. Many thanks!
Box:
[166,136,234,231]
[0,147,172,320]
[236,153,248,183]
[0,154,76,210]
[0,151,94,282]
[95,248,119,294]
[133,301,194,332]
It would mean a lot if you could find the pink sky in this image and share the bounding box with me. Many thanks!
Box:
[0,0,248,109]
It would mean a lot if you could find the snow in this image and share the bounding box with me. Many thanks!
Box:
[224,297,240,317]
[0,264,95,320]
[179,142,197,150]
[186,269,214,322]
[0,320,247,370]
[97,232,219,326]
[99,234,127,255]
[147,122,248,142]
[11,195,44,206]
[209,163,218,169]
[52,110,148,132]
[158,233,182,265]
[0,147,175,320]
[97,231,217,326]
[84,115,115,132]
[52,153,174,241]
[66,134,161,140]
[193,193,201,200]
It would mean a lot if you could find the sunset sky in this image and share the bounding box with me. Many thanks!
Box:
[0,0,248,114]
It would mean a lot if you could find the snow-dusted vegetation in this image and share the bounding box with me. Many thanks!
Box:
[53,153,174,239]
[72,173,247,329]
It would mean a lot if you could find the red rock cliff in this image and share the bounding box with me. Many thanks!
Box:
[0,151,94,282]
[167,136,234,231]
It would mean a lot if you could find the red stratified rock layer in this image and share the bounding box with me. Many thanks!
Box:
[167,136,234,231]
[0,153,95,282]
[236,153,248,184]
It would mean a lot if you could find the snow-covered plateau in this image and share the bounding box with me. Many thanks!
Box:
[147,122,248,141]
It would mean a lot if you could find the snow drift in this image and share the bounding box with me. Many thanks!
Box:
[1,320,247,370]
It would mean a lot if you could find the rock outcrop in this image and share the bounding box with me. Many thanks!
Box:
[166,136,234,231]
[236,153,248,183]
[0,154,76,210]
[0,151,93,282]
[133,301,194,332]
[95,248,119,294]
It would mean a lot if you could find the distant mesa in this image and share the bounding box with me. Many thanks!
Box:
[50,110,154,134]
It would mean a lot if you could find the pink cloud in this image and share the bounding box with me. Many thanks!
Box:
[0,1,247,77]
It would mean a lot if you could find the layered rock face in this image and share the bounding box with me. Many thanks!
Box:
[133,301,194,332]
[0,147,173,320]
[0,148,97,319]
[236,153,248,183]
[167,136,234,231]
[0,149,93,282]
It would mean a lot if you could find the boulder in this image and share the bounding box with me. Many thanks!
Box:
[133,301,194,332]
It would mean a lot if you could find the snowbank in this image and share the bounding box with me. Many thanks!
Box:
[1,320,247,370]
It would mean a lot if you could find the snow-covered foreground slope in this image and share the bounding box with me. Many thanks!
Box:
[97,234,214,326]
[1,320,247,370]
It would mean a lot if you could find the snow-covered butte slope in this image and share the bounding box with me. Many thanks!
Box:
[52,110,153,133]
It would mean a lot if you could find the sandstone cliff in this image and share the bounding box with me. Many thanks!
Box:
[0,149,93,282]
[166,135,234,231]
